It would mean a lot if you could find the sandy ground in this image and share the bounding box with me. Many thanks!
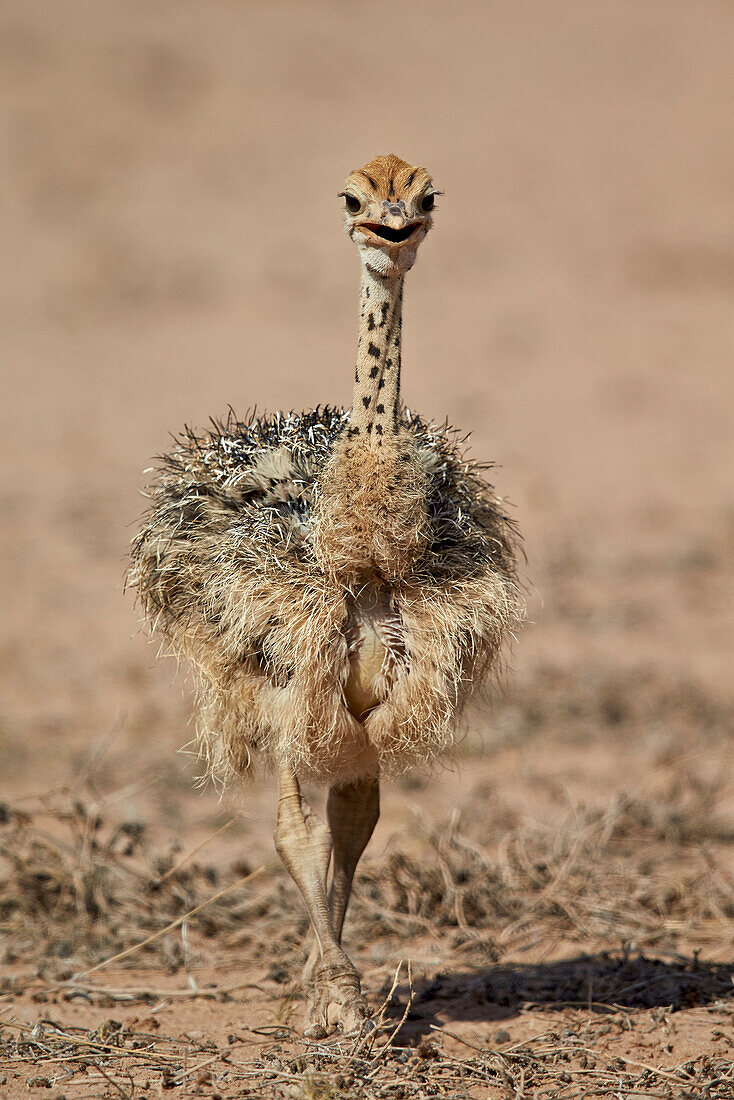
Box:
[1,1,734,1096]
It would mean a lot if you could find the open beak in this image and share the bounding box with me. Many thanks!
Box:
[356,218,422,246]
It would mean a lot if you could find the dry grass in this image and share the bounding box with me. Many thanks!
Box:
[2,1010,733,1098]
[2,756,734,1097]
[0,794,278,982]
[354,774,734,959]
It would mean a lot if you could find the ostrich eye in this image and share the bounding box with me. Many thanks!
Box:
[420,191,435,213]
[344,193,363,215]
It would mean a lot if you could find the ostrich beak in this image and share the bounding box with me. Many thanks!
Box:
[381,200,408,231]
[355,200,423,247]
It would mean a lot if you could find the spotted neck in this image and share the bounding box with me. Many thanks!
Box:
[314,264,428,583]
[348,267,403,445]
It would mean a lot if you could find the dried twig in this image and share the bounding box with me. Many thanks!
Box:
[69,867,264,980]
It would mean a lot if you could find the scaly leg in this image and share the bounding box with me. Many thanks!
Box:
[301,777,379,1032]
[329,775,380,938]
[303,776,380,986]
[274,762,369,1037]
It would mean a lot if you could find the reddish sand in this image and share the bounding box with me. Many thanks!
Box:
[1,2,733,1096]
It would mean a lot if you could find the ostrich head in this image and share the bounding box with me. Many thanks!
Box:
[341,154,440,278]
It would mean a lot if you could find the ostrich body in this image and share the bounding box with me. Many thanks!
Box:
[130,155,523,1036]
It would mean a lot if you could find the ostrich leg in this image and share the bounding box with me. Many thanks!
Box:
[274,763,369,1037]
[302,777,380,986]
[328,776,380,938]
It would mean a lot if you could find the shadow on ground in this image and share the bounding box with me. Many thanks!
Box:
[388,953,734,1036]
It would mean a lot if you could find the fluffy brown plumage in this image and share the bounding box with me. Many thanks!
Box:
[129,406,523,785]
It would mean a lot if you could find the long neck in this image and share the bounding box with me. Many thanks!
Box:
[315,263,428,583]
[349,266,404,444]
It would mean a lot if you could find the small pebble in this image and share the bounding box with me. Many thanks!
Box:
[494,1028,511,1044]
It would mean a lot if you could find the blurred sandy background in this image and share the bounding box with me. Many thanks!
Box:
[1,0,732,794]
[3,3,734,1090]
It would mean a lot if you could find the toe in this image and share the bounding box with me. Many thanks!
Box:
[303,995,329,1039]
[334,997,369,1035]
[303,1019,329,1039]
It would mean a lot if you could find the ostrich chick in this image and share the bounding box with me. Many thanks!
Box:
[130,154,524,1037]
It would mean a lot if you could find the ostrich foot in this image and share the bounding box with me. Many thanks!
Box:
[303,957,369,1038]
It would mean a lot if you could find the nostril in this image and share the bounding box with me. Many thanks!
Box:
[387,204,403,217]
